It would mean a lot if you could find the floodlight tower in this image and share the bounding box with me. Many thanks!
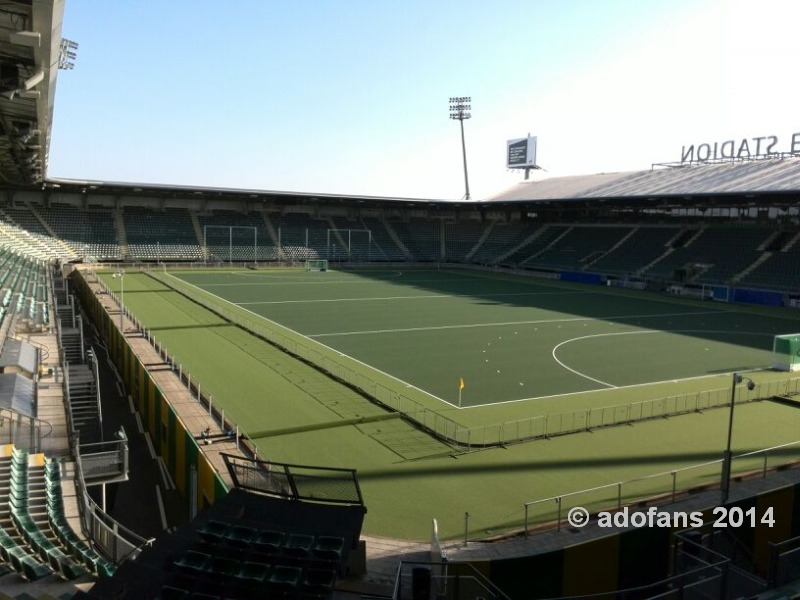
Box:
[449,96,472,201]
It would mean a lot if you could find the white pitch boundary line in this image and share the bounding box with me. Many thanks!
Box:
[199,275,476,287]
[162,271,458,408]
[239,290,592,306]
[164,272,748,412]
[460,329,773,409]
[309,309,725,338]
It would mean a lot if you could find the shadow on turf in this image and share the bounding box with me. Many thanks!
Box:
[354,446,800,481]
[342,268,799,352]
[147,322,234,332]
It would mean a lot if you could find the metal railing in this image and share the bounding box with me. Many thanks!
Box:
[521,439,800,535]
[72,434,151,563]
[0,406,52,452]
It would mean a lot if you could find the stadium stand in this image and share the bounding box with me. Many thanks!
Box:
[469,220,538,265]
[443,220,486,263]
[643,226,773,284]
[123,206,202,261]
[523,225,633,271]
[389,219,441,261]
[38,206,120,261]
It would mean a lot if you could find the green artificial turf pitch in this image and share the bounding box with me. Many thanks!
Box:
[169,267,796,407]
[100,268,800,539]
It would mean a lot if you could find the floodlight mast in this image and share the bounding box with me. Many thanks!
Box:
[449,96,472,201]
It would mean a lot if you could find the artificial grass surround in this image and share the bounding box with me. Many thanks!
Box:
[98,269,800,540]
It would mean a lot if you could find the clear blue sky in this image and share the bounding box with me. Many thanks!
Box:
[48,1,800,200]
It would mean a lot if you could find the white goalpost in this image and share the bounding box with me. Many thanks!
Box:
[305,259,328,272]
[326,229,372,263]
[203,225,257,265]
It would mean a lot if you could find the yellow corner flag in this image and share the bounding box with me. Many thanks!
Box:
[459,377,465,390]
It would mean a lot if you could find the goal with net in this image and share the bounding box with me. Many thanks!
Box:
[772,333,800,371]
[305,259,329,272]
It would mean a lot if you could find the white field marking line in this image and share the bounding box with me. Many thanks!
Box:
[239,290,592,306]
[198,276,486,287]
[552,329,773,389]
[239,269,405,279]
[461,329,772,409]
[163,271,456,408]
[309,309,725,338]
[460,373,732,409]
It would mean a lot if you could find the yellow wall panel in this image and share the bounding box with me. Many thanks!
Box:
[563,535,619,595]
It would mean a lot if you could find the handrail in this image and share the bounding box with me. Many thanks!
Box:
[521,438,800,534]
[0,406,53,453]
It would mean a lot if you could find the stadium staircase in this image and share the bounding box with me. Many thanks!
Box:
[463,220,495,263]
[444,220,485,263]
[260,211,281,250]
[52,280,81,366]
[189,211,207,260]
[113,210,128,260]
[492,224,554,265]
[518,226,573,267]
[583,226,639,271]
[731,252,773,284]
[378,218,413,260]
[635,226,694,276]
[782,229,800,252]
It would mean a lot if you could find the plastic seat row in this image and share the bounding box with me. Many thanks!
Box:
[44,458,115,578]
[197,519,344,560]
[8,448,90,581]
[170,548,336,599]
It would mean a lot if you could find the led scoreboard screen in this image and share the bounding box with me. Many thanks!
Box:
[507,136,537,168]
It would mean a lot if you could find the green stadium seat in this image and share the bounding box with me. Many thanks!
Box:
[197,519,229,543]
[283,533,314,557]
[312,535,344,560]
[235,560,270,585]
[253,529,284,554]
[174,550,211,575]
[222,524,255,548]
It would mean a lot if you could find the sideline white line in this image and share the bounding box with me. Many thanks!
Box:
[309,309,725,338]
[459,330,772,409]
[199,276,476,287]
[461,372,732,409]
[163,272,457,408]
[239,290,591,306]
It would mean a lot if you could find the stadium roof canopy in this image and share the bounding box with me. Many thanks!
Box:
[0,0,63,186]
[489,157,800,205]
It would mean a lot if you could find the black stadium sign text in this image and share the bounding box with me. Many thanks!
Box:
[681,132,800,163]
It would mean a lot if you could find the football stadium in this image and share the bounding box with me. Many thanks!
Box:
[0,2,799,600]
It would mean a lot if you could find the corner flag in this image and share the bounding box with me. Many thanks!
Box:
[459,378,465,390]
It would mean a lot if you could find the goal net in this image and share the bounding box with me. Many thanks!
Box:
[772,333,800,371]
[305,259,328,272]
